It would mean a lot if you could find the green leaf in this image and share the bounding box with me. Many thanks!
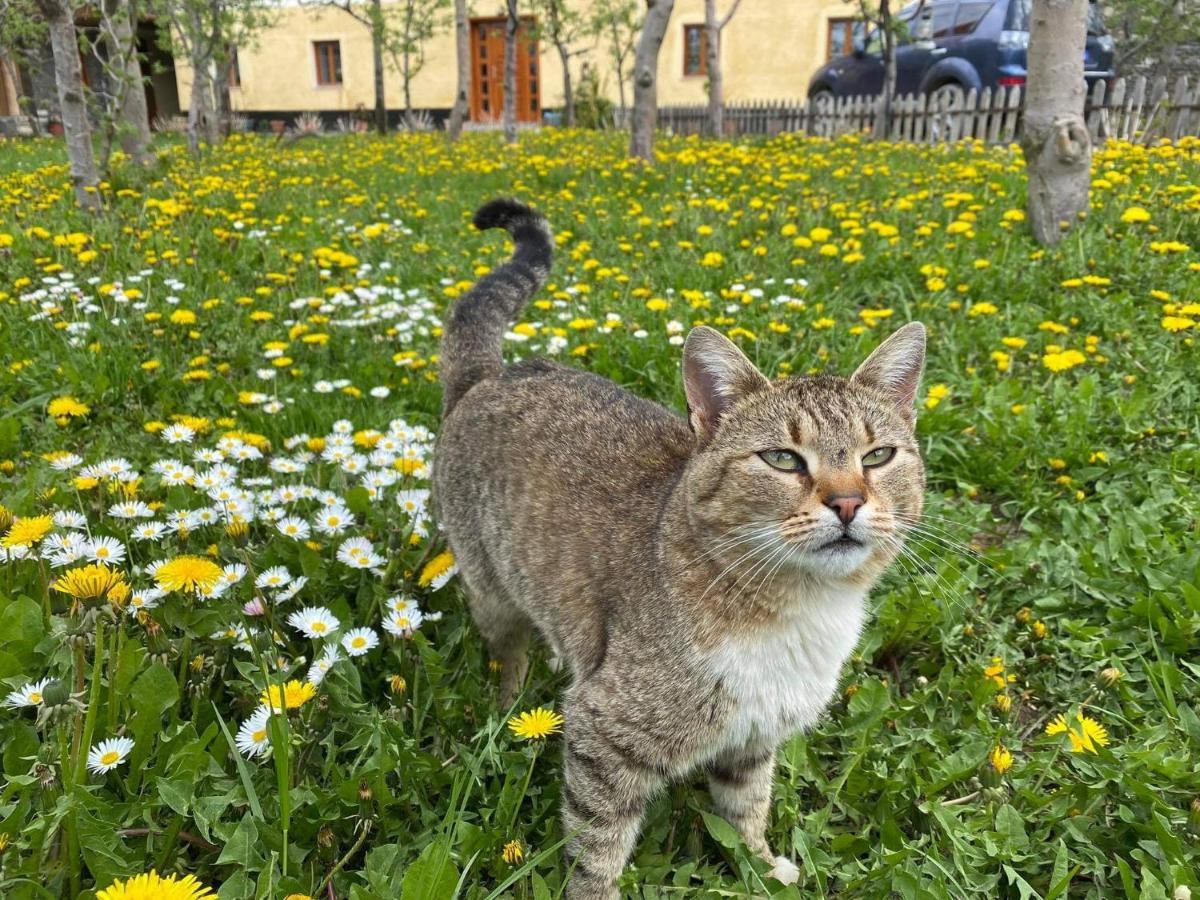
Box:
[400,839,460,900]
[0,596,44,667]
[156,775,193,817]
[345,486,372,515]
[216,812,266,871]
[700,810,743,850]
[995,804,1027,851]
[212,704,265,821]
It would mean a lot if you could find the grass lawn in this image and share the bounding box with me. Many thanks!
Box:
[0,130,1198,899]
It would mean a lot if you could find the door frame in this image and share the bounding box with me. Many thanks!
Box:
[469,16,540,124]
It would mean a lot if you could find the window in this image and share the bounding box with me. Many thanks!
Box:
[683,24,708,76]
[953,0,992,33]
[228,46,241,88]
[930,2,958,38]
[826,18,856,60]
[314,40,342,86]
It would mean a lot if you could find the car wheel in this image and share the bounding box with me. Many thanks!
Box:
[928,83,965,141]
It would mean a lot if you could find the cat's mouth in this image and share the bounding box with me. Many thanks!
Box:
[819,535,864,551]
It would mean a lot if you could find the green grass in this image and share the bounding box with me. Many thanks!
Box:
[0,129,1198,899]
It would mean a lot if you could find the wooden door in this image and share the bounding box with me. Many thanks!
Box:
[470,17,540,124]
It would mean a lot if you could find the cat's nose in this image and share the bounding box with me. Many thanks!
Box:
[825,493,865,524]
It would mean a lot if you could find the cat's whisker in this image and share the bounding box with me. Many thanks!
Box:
[752,542,799,607]
[698,535,783,602]
[878,534,969,609]
[730,539,793,600]
[666,523,779,577]
[895,527,1002,583]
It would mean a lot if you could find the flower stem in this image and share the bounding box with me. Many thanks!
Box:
[73,615,106,787]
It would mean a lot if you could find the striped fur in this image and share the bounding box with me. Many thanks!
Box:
[439,198,553,416]
[433,203,927,898]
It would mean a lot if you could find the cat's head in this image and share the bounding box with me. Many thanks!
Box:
[681,323,926,588]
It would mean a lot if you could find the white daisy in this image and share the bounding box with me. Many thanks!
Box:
[337,537,382,570]
[397,489,430,518]
[86,536,126,565]
[313,506,353,536]
[108,500,154,519]
[160,423,196,444]
[86,736,134,774]
[341,627,379,657]
[3,677,52,708]
[221,563,248,585]
[130,522,167,542]
[287,606,340,639]
[48,453,83,471]
[235,707,273,759]
[255,566,292,589]
[275,575,309,602]
[383,607,425,638]
[307,645,342,685]
[276,517,311,540]
[52,509,88,529]
[127,587,164,612]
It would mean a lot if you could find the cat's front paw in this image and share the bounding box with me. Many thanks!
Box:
[767,856,799,885]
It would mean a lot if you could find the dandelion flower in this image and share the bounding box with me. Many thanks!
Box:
[989,745,1013,775]
[53,563,130,603]
[502,840,524,864]
[3,677,52,708]
[261,679,317,711]
[508,707,564,740]
[154,556,223,594]
[287,606,340,638]
[95,870,215,900]
[1046,711,1109,753]
[87,736,134,774]
[419,550,457,589]
[2,515,54,549]
[341,627,379,657]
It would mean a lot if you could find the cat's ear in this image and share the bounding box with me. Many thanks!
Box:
[850,322,927,415]
[683,326,770,437]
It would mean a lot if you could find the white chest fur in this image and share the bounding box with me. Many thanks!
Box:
[705,585,867,754]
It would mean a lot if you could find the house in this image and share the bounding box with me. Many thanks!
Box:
[172,0,853,128]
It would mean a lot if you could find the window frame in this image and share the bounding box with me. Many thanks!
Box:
[826,17,857,61]
[228,46,241,89]
[682,23,709,77]
[313,40,343,87]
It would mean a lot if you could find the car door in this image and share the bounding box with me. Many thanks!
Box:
[836,21,886,97]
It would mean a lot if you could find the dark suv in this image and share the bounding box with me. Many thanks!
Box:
[807,0,1115,106]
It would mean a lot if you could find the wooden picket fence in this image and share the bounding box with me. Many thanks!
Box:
[629,73,1200,145]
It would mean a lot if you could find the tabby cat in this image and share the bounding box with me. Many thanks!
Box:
[433,199,926,899]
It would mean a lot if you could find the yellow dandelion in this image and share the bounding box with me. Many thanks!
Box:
[418,550,456,588]
[508,707,564,740]
[154,556,223,594]
[1046,711,1110,753]
[989,745,1014,775]
[261,679,317,711]
[502,839,525,864]
[47,396,90,419]
[52,563,130,602]
[2,514,54,548]
[96,870,215,900]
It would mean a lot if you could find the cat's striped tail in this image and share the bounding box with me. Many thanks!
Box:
[439,198,554,416]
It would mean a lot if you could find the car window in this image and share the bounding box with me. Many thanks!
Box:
[931,2,958,37]
[1005,0,1106,33]
[953,0,993,33]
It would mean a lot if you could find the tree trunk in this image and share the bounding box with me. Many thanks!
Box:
[1020,0,1091,246]
[502,0,519,144]
[447,0,470,140]
[187,61,216,155]
[102,0,153,165]
[212,53,231,137]
[629,0,675,161]
[874,0,896,138]
[556,42,574,126]
[40,0,101,210]
[372,0,388,133]
[704,0,722,136]
[609,19,628,112]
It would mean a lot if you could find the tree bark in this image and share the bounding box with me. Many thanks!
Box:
[874,0,896,138]
[629,0,675,161]
[39,0,101,210]
[704,0,721,136]
[556,42,574,126]
[447,0,470,140]
[213,51,231,136]
[502,0,519,143]
[102,0,153,164]
[1020,0,1091,246]
[187,63,215,155]
[371,0,388,133]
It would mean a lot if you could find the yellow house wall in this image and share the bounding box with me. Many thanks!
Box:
[174,0,850,116]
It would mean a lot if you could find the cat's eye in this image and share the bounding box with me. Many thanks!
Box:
[863,446,896,468]
[759,449,806,472]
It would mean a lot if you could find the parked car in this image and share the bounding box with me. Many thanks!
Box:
[807,0,1115,108]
